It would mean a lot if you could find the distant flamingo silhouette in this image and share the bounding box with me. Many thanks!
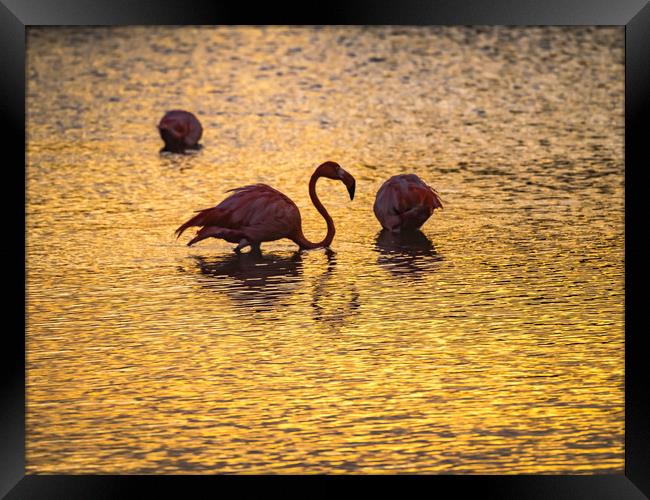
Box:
[158,110,203,153]
[373,174,443,232]
[175,161,356,253]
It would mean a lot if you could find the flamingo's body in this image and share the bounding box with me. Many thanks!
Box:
[373,174,443,232]
[158,110,203,153]
[175,161,355,253]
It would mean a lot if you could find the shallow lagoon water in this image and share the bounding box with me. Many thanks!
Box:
[26,26,624,473]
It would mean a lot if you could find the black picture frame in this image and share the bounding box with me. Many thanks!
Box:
[2,1,648,498]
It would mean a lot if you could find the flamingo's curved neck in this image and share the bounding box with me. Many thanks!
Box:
[294,172,335,249]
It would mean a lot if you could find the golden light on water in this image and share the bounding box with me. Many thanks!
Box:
[26,26,624,473]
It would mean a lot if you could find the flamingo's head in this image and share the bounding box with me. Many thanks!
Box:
[316,161,356,201]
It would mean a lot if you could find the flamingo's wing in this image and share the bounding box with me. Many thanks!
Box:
[395,175,442,211]
[176,184,300,243]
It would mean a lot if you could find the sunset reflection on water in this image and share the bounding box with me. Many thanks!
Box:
[26,26,624,474]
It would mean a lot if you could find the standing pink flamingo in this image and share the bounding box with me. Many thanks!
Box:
[175,161,356,253]
[158,110,203,153]
[373,174,443,232]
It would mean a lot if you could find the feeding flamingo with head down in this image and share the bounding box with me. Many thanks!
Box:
[175,161,356,254]
[158,110,203,153]
[373,174,443,232]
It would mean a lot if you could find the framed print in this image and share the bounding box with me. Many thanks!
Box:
[2,0,649,498]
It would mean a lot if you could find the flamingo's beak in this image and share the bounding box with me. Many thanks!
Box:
[347,179,355,201]
[339,169,356,201]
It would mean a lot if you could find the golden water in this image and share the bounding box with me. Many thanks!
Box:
[26,26,624,474]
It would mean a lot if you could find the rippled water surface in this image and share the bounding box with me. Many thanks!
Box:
[26,26,624,474]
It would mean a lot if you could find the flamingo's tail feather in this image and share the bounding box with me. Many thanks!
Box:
[175,208,218,239]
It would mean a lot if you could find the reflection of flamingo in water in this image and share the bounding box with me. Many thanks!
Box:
[373,174,443,232]
[190,252,303,310]
[175,161,356,254]
[310,250,360,327]
[185,250,360,323]
[374,229,443,277]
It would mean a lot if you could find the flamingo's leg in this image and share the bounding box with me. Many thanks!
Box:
[234,238,250,254]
